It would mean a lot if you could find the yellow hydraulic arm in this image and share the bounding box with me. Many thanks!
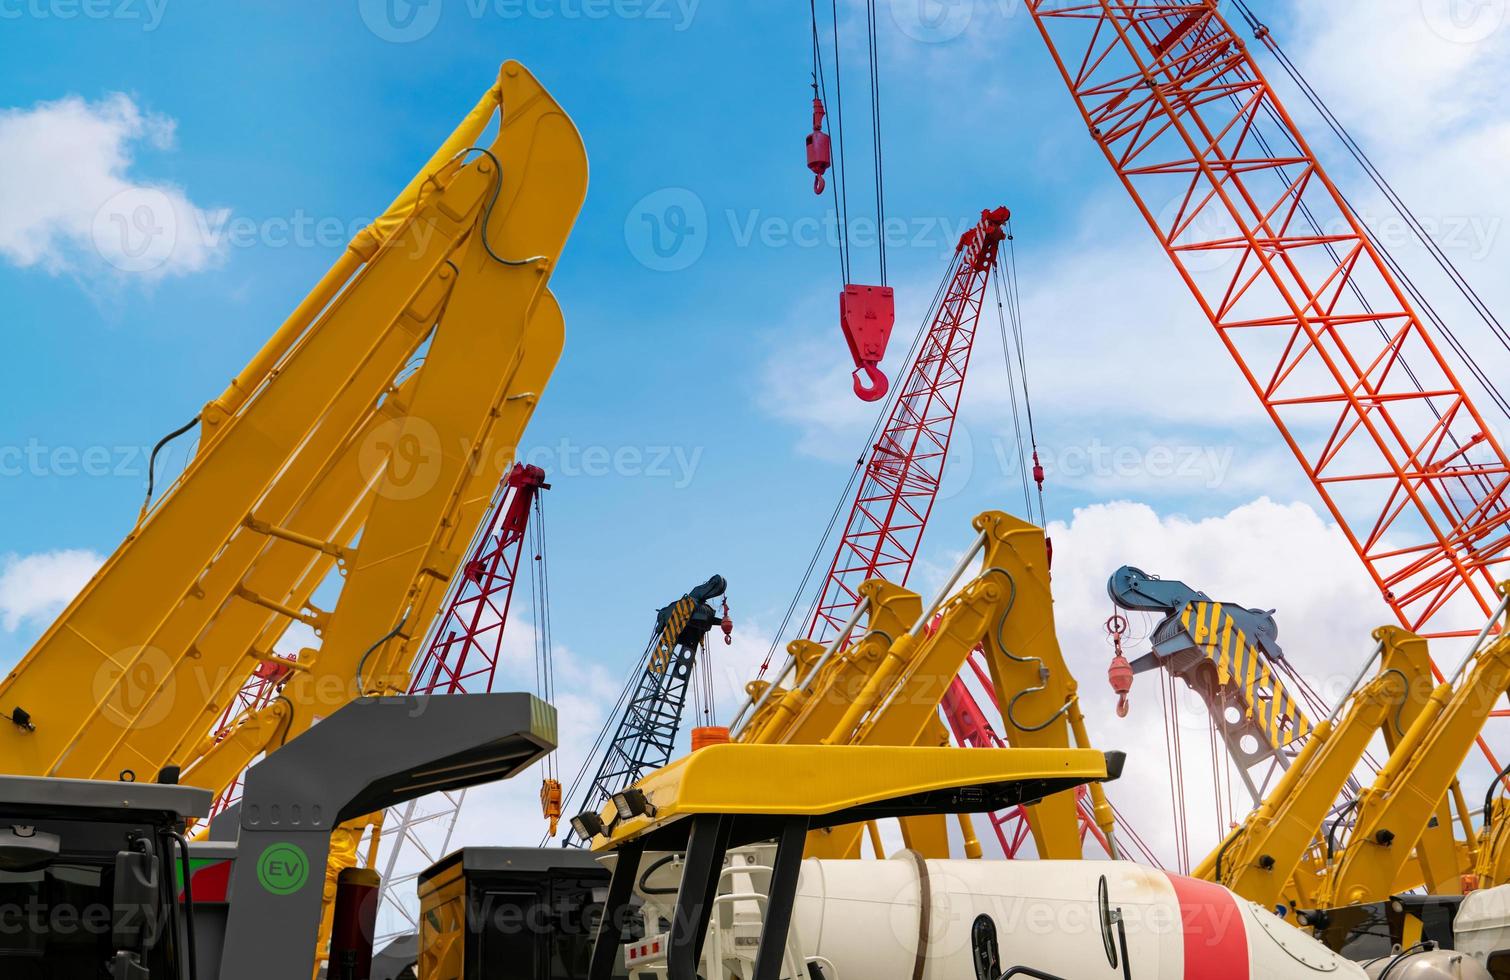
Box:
[1319,588,1510,909]
[1196,625,1436,910]
[0,62,587,798]
[1476,778,1510,888]
[730,510,1118,861]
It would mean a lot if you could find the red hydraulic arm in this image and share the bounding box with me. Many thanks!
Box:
[208,463,548,816]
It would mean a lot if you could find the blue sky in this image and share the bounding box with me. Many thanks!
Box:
[2,0,1509,867]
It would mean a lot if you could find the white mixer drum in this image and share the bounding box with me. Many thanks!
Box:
[789,855,1367,979]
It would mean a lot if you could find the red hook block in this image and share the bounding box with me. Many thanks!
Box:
[841,284,895,402]
[807,97,831,195]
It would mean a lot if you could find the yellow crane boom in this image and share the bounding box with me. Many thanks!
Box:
[0,62,587,799]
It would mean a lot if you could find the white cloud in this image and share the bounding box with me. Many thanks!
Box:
[1289,0,1510,144]
[0,549,104,632]
[0,94,228,283]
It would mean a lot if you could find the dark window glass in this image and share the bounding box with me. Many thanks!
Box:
[972,914,1001,980]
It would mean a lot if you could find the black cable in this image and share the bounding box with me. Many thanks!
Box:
[1325,798,1361,860]
[638,853,681,895]
[171,831,199,980]
[810,0,849,283]
[1188,14,1508,516]
[755,251,961,674]
[1234,0,1510,360]
[138,414,201,524]
[551,626,663,846]
[1377,943,1436,980]
[1223,6,1510,545]
[463,146,547,267]
[355,617,409,694]
[1212,822,1247,885]
[986,566,1071,733]
[828,0,853,284]
[992,269,1033,518]
[1484,760,1510,830]
[865,0,887,284]
[1223,0,1510,450]
[1002,225,1039,454]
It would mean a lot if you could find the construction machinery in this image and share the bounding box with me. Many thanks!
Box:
[0,60,585,796]
[1108,566,1318,807]
[562,740,1372,980]
[0,59,587,975]
[752,202,1136,860]
[1021,0,1510,890]
[0,692,557,980]
[1023,0,1510,649]
[1195,625,1438,912]
[735,510,1117,861]
[1109,568,1505,913]
[1314,592,1510,913]
[559,576,731,847]
[371,461,553,940]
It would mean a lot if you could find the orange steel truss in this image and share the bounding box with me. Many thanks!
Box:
[1025,0,1510,643]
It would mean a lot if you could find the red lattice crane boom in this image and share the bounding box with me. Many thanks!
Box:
[807,207,1011,644]
[1023,0,1510,643]
[793,207,1125,858]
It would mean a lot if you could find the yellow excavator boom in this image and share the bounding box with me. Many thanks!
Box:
[1320,589,1510,908]
[732,510,1117,861]
[1195,626,1431,909]
[0,62,587,801]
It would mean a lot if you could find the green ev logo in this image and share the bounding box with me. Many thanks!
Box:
[256,843,310,896]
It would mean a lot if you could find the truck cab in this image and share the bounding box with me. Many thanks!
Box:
[0,774,211,979]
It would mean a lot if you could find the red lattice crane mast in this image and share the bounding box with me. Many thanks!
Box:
[1021,0,1510,754]
[807,208,1011,645]
[408,462,548,696]
[789,206,1131,859]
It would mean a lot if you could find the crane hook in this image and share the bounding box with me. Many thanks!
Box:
[852,362,889,402]
[1105,613,1132,718]
[807,88,831,197]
